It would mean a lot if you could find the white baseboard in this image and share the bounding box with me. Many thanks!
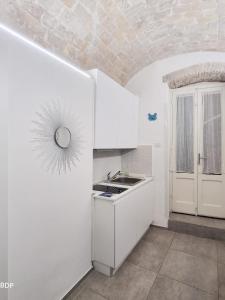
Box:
[62,265,93,299]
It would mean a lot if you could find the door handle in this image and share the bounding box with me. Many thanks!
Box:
[198,153,207,164]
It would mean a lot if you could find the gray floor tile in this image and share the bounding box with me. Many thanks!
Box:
[127,239,168,272]
[218,241,225,264]
[66,225,224,299]
[171,233,217,261]
[213,219,225,230]
[81,271,111,298]
[144,227,175,248]
[159,250,218,294]
[72,288,107,300]
[65,280,88,300]
[147,275,218,300]
[83,261,156,300]
[218,263,225,299]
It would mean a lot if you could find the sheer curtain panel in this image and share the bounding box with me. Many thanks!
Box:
[203,92,222,175]
[176,95,194,173]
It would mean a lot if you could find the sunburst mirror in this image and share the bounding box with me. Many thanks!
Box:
[31,101,83,174]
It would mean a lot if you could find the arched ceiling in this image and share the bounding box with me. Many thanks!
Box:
[1,0,225,85]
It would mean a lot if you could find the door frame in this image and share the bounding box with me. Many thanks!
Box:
[169,82,225,215]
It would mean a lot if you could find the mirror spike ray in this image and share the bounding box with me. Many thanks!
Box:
[31,100,84,174]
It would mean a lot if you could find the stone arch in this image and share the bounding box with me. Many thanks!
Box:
[163,63,225,89]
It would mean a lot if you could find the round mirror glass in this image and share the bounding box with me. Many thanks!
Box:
[54,127,71,149]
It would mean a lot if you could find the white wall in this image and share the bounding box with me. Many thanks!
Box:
[0,30,8,300]
[93,150,122,183]
[126,51,225,227]
[1,26,94,300]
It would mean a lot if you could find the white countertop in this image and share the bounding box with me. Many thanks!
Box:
[93,176,153,202]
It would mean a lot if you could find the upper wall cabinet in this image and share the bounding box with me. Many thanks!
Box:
[90,69,139,149]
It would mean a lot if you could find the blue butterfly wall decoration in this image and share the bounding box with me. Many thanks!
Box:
[148,113,157,122]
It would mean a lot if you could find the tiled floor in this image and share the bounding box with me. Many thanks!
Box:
[65,227,225,300]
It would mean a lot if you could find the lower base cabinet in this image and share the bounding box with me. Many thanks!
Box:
[92,180,153,276]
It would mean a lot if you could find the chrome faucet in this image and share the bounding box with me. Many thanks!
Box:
[107,170,121,181]
[107,171,111,181]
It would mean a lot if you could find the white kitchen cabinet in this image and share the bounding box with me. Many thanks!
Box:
[92,180,153,276]
[90,69,139,149]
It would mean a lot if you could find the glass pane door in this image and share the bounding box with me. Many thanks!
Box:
[172,85,225,218]
[176,95,194,173]
[202,92,222,175]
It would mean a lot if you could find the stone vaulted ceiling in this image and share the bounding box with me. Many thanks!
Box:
[1,0,225,85]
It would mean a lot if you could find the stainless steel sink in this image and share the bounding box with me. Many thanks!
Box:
[109,177,143,186]
[93,184,128,194]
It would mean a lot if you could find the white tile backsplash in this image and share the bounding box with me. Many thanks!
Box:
[93,146,152,183]
[122,145,152,176]
[93,150,122,183]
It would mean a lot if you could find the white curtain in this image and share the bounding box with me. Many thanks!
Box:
[203,92,222,175]
[176,95,194,173]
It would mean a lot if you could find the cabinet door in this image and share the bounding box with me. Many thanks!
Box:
[93,70,139,149]
[94,70,120,148]
[93,199,115,267]
[116,91,139,148]
[115,182,153,267]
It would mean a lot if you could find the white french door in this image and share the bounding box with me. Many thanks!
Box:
[171,83,225,218]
